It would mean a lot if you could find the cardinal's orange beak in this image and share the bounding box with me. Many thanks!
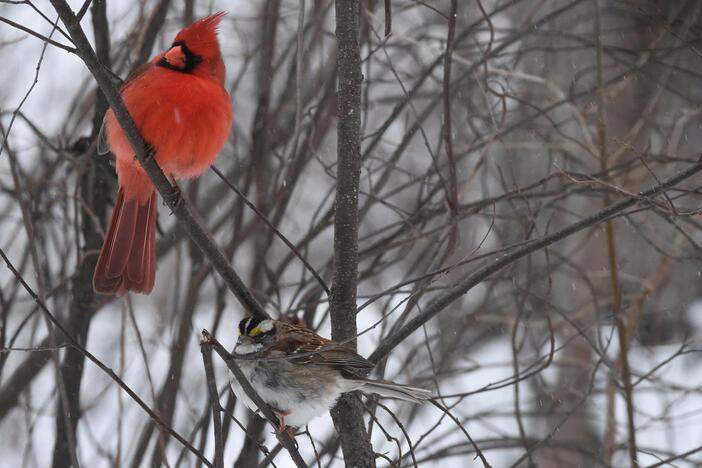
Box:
[162,45,186,70]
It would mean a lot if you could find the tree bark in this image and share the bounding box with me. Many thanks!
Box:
[330,1,375,467]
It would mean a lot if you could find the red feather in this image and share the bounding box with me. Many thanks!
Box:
[93,13,233,294]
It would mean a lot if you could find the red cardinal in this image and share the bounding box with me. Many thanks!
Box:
[93,13,233,294]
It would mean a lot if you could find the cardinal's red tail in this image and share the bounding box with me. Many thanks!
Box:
[93,188,157,294]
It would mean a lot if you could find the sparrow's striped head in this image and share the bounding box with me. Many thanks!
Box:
[238,317,275,339]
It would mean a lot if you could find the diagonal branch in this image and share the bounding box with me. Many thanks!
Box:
[0,246,213,467]
[370,155,702,363]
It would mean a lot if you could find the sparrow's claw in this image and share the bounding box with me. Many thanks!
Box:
[275,427,298,448]
[275,411,287,433]
[273,411,297,446]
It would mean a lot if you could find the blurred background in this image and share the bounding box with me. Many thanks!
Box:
[1,0,702,466]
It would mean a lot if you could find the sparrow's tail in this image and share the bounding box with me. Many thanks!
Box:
[354,379,433,403]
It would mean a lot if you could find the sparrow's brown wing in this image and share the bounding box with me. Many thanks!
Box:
[272,323,374,372]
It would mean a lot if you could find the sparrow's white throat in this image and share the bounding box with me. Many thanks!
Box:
[235,342,263,355]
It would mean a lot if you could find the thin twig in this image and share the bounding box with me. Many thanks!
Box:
[593,1,638,465]
[384,0,392,36]
[210,165,329,295]
[428,400,491,467]
[370,155,702,363]
[0,15,76,53]
[1,20,81,465]
[442,0,458,214]
[0,246,213,467]
[200,343,224,468]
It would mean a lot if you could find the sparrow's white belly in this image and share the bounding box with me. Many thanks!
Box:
[229,359,358,427]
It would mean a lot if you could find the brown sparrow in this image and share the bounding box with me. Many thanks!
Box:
[230,317,432,428]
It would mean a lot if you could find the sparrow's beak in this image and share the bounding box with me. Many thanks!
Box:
[234,335,251,348]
